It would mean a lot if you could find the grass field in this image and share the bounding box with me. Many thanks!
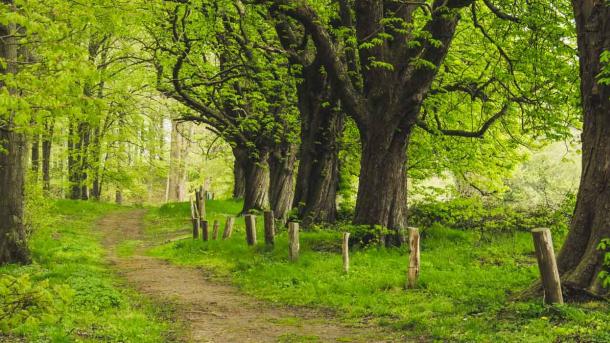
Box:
[146,200,610,342]
[0,200,171,342]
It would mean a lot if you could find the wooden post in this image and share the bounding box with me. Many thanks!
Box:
[212,220,220,240]
[288,222,300,261]
[264,210,275,246]
[245,215,257,246]
[407,227,420,289]
[196,186,206,220]
[342,232,350,273]
[222,217,235,240]
[201,220,209,241]
[190,196,199,239]
[532,228,563,305]
[192,219,199,239]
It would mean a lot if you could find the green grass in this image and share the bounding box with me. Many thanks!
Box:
[0,200,172,342]
[147,200,610,342]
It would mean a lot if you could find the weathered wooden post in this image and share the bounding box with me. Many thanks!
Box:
[222,217,235,240]
[264,210,275,246]
[190,196,199,239]
[195,186,206,220]
[532,228,563,305]
[245,215,257,246]
[212,220,220,240]
[342,232,350,273]
[201,220,209,241]
[288,222,300,261]
[407,227,420,289]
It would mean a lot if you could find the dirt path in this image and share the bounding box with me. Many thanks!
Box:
[100,210,399,343]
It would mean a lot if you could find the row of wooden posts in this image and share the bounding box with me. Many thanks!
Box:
[189,192,563,304]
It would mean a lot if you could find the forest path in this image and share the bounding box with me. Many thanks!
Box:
[99,209,398,343]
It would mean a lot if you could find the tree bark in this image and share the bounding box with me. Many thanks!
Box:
[0,1,30,264]
[90,126,102,200]
[269,142,297,220]
[555,0,610,298]
[41,118,54,193]
[68,121,91,200]
[167,120,190,202]
[293,63,343,225]
[353,123,413,245]
[31,131,40,177]
[242,150,270,214]
[232,147,246,199]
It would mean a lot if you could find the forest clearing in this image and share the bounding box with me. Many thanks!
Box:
[1,0,610,342]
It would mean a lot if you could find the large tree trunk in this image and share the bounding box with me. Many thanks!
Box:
[0,2,30,264]
[555,1,610,298]
[293,63,343,225]
[269,142,297,220]
[241,150,270,214]
[41,118,54,193]
[232,146,246,199]
[353,122,412,245]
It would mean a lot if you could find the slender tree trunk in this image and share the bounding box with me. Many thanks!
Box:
[68,122,80,199]
[555,0,610,298]
[269,142,297,220]
[31,131,40,177]
[79,121,90,200]
[242,150,270,214]
[167,120,189,201]
[0,2,30,264]
[178,123,192,201]
[90,126,102,200]
[293,63,343,225]
[41,118,54,193]
[353,122,412,245]
[68,121,91,200]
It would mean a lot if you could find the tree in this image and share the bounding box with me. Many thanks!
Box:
[274,14,345,226]
[166,119,192,201]
[0,0,30,264]
[555,0,610,298]
[152,0,300,217]
[266,0,577,243]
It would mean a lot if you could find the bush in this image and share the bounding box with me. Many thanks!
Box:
[408,193,575,235]
[0,274,72,333]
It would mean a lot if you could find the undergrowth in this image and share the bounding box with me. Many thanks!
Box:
[147,200,610,342]
[0,200,171,342]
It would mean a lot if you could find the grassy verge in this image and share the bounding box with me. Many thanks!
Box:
[146,200,610,342]
[0,200,171,342]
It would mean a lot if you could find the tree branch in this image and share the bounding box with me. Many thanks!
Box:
[416,103,509,138]
[482,0,520,23]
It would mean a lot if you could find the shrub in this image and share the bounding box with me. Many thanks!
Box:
[408,193,575,235]
[0,274,72,333]
[597,239,610,289]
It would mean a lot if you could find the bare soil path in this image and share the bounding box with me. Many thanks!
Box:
[100,209,401,343]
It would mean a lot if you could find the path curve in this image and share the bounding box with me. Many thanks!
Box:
[100,209,397,343]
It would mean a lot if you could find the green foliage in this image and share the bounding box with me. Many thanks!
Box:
[597,239,610,289]
[409,193,575,237]
[0,274,71,333]
[147,199,610,342]
[599,50,610,85]
[0,200,170,341]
